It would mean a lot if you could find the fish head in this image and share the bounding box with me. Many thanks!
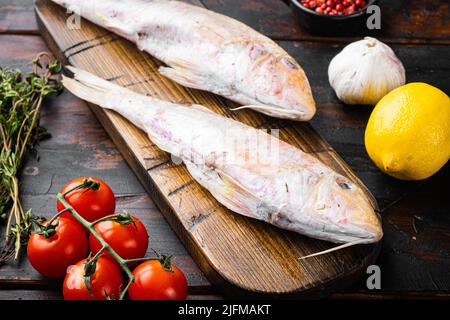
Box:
[242,48,316,121]
[287,172,383,244]
[311,174,383,243]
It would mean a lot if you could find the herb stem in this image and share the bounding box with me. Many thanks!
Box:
[0,53,63,262]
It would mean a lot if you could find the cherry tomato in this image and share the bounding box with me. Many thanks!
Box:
[128,258,188,300]
[27,217,88,279]
[57,177,115,223]
[63,257,123,300]
[89,215,149,265]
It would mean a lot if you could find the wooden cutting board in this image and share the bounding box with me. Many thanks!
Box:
[35,0,380,297]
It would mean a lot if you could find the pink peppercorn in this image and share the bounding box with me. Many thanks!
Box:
[300,0,368,16]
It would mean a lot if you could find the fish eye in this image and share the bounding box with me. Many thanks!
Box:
[339,182,351,190]
[336,177,352,190]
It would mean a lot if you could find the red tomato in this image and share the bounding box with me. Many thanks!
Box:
[57,177,115,223]
[63,257,123,300]
[128,259,188,300]
[27,217,88,279]
[89,215,148,265]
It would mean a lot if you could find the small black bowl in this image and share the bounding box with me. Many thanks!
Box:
[284,0,379,36]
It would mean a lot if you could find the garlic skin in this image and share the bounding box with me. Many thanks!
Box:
[328,37,406,106]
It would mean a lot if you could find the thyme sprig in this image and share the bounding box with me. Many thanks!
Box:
[0,52,62,261]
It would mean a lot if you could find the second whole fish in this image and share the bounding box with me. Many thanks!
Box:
[52,0,316,121]
[62,66,383,247]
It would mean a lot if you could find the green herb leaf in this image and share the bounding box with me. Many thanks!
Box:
[0,53,63,263]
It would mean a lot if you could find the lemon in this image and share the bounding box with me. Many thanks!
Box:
[365,82,450,180]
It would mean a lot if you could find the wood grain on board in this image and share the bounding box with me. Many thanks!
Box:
[32,0,382,296]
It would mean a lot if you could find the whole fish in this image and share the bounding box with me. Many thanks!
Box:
[52,0,316,121]
[63,67,382,246]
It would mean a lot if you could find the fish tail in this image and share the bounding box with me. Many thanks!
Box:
[62,66,154,131]
[62,66,126,108]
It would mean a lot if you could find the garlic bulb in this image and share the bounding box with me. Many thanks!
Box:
[328,37,406,106]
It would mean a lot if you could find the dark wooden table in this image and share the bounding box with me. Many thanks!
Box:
[0,0,449,300]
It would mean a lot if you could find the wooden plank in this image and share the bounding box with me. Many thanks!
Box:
[1,287,449,300]
[329,291,450,300]
[34,0,381,297]
[375,169,450,292]
[0,0,38,34]
[0,289,62,300]
[0,35,47,70]
[1,0,449,45]
[202,0,450,44]
[0,289,224,300]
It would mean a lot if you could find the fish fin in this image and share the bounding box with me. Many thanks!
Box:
[158,66,205,90]
[184,162,261,220]
[215,168,259,201]
[298,239,369,260]
[231,105,284,113]
[231,104,309,120]
[103,20,136,41]
[165,57,196,70]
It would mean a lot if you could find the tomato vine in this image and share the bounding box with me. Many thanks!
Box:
[56,178,160,300]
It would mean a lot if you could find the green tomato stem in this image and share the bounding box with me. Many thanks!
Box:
[120,278,134,300]
[90,245,106,262]
[56,187,135,300]
[123,257,158,264]
[90,213,125,226]
[45,208,70,226]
